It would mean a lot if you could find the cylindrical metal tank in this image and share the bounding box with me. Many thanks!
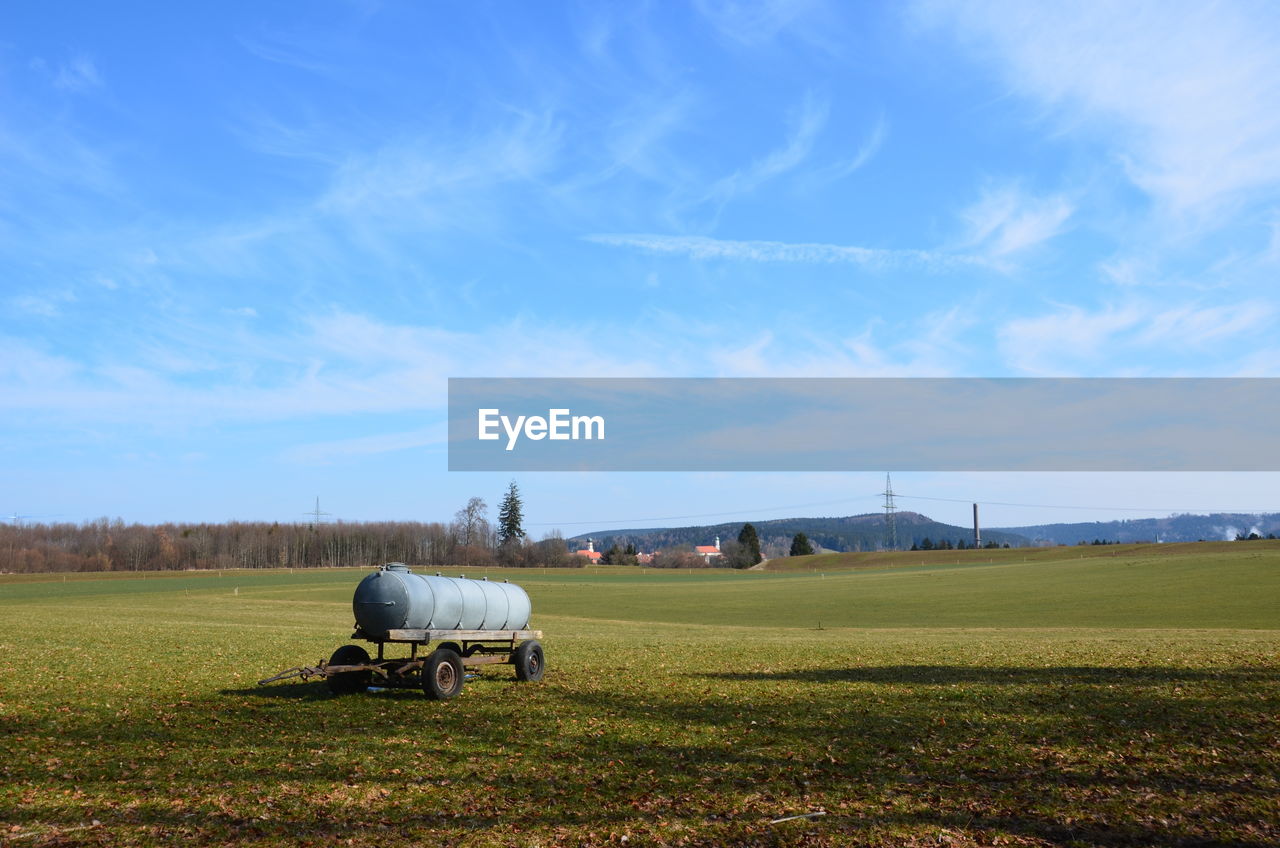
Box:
[352,563,531,639]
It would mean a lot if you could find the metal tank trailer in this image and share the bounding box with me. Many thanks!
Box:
[258,563,544,699]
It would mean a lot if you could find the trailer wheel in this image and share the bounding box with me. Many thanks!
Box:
[422,648,464,700]
[513,640,544,682]
[326,645,372,695]
[435,641,462,657]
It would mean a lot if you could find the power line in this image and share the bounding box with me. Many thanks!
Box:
[526,490,1277,532]
[2,511,63,526]
[524,495,882,528]
[882,473,898,551]
[302,497,332,526]
[894,493,1277,515]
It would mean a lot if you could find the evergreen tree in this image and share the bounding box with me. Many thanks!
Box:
[738,523,762,566]
[789,532,814,556]
[497,480,525,545]
[603,543,637,566]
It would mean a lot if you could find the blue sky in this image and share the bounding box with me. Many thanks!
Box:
[3,1,1280,533]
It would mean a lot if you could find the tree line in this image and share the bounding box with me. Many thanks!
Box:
[577,513,1029,558]
[641,523,769,569]
[0,482,580,574]
[6,482,1009,574]
[0,518,451,573]
[0,518,590,575]
[909,538,1010,551]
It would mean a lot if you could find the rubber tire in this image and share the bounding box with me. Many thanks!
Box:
[435,641,462,657]
[327,645,372,695]
[512,640,544,682]
[422,648,464,700]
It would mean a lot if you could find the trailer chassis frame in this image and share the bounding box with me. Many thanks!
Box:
[257,628,544,697]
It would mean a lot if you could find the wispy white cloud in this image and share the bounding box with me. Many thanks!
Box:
[584,232,983,270]
[161,113,568,283]
[591,181,1069,271]
[1232,347,1280,377]
[237,33,341,77]
[0,297,987,448]
[52,55,102,92]
[0,337,82,386]
[695,0,840,51]
[827,114,887,180]
[1134,303,1274,348]
[1001,304,1145,375]
[602,92,699,183]
[283,426,447,465]
[1098,256,1149,289]
[578,9,616,60]
[318,113,562,221]
[1266,215,1280,263]
[0,310,673,430]
[707,93,828,201]
[229,109,346,165]
[914,0,1280,218]
[9,291,77,317]
[998,299,1276,375]
[0,122,119,207]
[959,184,1074,258]
[708,305,976,377]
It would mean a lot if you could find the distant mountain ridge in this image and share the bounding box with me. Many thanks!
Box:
[570,512,1029,557]
[999,513,1280,545]
[570,510,1280,555]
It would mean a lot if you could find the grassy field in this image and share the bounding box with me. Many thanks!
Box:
[1,545,1277,846]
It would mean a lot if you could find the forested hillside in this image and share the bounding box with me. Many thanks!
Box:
[573,512,1030,557]
[1002,512,1280,545]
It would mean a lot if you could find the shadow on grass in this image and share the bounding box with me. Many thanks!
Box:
[227,670,524,700]
[226,681,331,700]
[696,664,1277,686]
[8,662,1278,847]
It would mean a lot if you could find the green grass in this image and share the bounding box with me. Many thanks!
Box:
[765,539,1280,572]
[2,546,1277,846]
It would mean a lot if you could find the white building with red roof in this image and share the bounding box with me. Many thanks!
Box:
[574,538,603,564]
[694,536,722,564]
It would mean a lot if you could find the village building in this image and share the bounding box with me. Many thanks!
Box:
[694,536,722,564]
[574,538,603,564]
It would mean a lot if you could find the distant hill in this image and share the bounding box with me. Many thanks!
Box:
[998,512,1280,545]
[570,512,1030,556]
[570,510,1280,556]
